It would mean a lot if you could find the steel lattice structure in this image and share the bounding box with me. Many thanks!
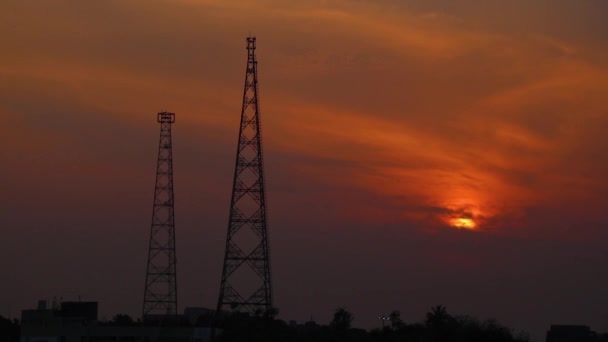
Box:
[217,36,273,317]
[143,111,178,318]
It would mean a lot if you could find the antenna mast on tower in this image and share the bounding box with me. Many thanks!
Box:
[216,36,274,317]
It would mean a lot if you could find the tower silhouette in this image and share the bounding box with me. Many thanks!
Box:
[216,37,273,316]
[143,111,178,318]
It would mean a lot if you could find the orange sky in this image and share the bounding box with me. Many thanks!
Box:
[3,0,607,235]
[1,0,608,339]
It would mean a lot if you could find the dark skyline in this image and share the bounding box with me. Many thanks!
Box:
[1,1,608,341]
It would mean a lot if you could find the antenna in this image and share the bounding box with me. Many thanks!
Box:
[216,36,273,317]
[143,111,178,318]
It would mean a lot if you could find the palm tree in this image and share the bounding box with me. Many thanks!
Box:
[425,305,450,329]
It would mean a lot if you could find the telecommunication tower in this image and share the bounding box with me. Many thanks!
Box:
[143,111,178,318]
[216,37,273,316]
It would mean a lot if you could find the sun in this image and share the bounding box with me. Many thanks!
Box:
[451,217,476,230]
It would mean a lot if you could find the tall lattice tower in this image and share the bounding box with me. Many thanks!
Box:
[143,111,178,318]
[217,36,273,317]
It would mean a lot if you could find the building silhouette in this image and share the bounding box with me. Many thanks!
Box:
[20,300,212,342]
[546,325,608,342]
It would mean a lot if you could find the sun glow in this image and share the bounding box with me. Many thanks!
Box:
[451,217,476,230]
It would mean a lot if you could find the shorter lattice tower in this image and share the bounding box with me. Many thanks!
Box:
[143,111,178,318]
[216,36,273,317]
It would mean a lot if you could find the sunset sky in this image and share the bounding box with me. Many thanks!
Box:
[2,0,608,339]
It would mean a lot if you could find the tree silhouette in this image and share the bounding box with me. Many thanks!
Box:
[425,305,458,342]
[389,310,404,329]
[111,314,135,326]
[425,305,451,329]
[330,307,353,330]
[214,306,532,342]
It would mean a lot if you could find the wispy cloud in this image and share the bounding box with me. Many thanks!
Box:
[1,0,607,240]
